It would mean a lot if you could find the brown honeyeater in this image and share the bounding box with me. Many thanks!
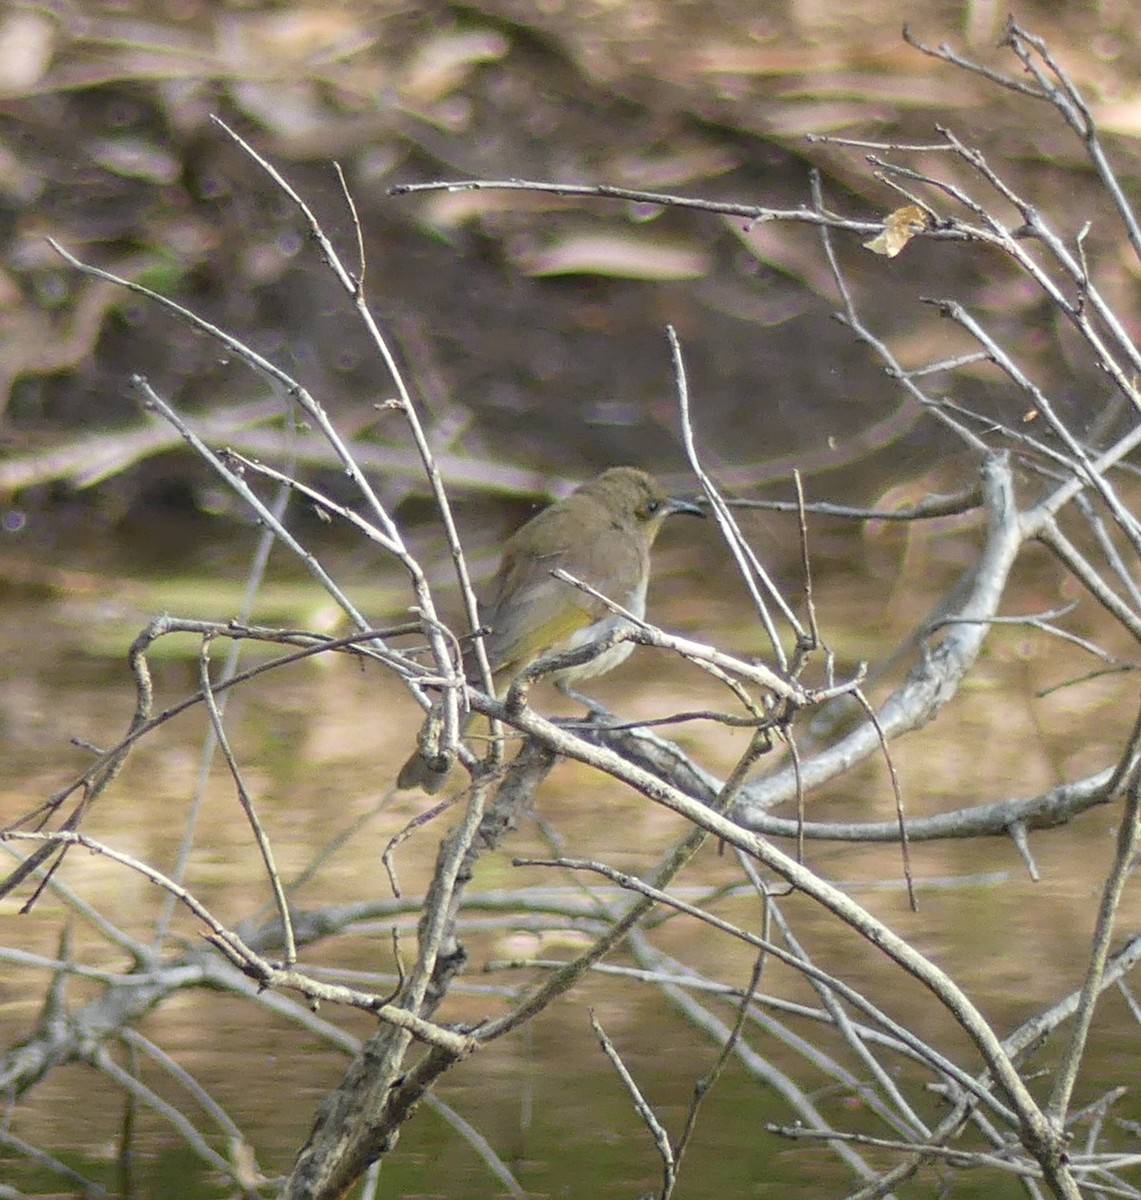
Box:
[397,467,704,792]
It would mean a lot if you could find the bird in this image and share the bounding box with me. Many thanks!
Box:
[397,466,705,792]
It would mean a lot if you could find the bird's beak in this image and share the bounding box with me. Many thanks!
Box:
[666,496,706,518]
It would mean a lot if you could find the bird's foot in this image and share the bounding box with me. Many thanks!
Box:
[556,682,614,724]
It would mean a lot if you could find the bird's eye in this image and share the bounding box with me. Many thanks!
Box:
[644,499,661,517]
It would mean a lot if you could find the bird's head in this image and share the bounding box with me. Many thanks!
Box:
[581,467,705,544]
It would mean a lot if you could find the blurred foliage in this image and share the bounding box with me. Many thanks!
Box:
[1,0,1140,519]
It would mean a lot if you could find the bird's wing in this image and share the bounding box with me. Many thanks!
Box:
[482,523,645,675]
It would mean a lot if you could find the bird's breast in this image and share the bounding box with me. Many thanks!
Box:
[553,573,647,682]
